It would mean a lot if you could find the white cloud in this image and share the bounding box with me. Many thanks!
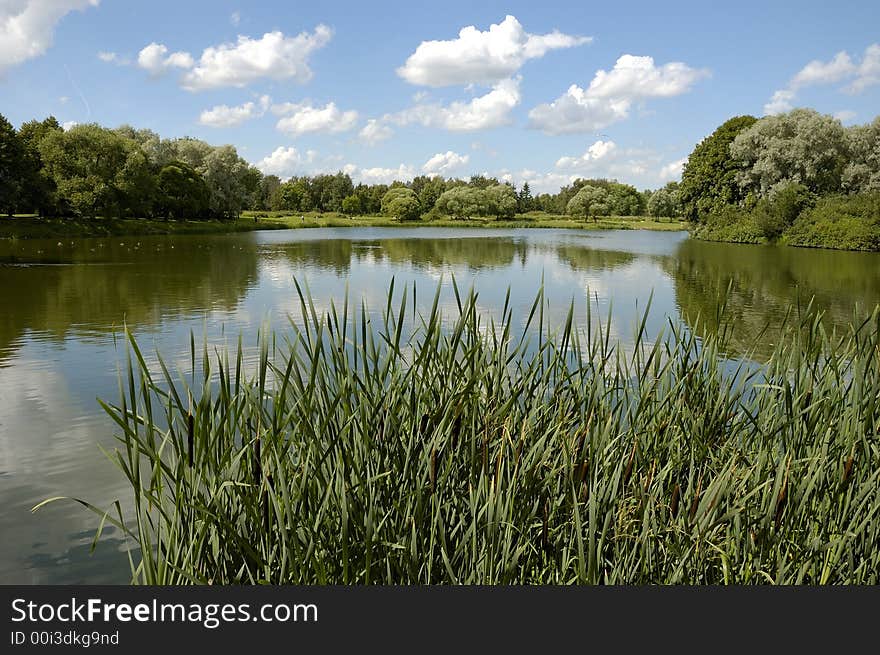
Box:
[273,101,359,137]
[834,109,857,122]
[537,142,676,187]
[358,119,394,145]
[97,51,116,62]
[422,151,470,175]
[850,44,880,94]
[397,15,590,87]
[230,11,241,27]
[351,164,416,185]
[586,55,708,99]
[137,42,194,75]
[791,52,855,88]
[61,120,78,131]
[181,27,332,91]
[555,139,617,169]
[199,95,271,127]
[763,89,796,115]
[764,44,880,114]
[529,55,707,134]
[0,0,100,74]
[390,77,521,131]
[658,157,687,182]
[256,146,316,177]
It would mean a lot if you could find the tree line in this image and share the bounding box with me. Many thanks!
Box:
[680,109,880,249]
[0,112,682,222]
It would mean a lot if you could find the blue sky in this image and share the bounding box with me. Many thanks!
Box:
[1,0,878,191]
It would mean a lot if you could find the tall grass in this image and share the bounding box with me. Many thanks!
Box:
[37,280,880,584]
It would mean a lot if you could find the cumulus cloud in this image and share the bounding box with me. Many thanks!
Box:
[764,44,880,114]
[544,141,677,186]
[763,89,796,115]
[658,157,688,182]
[390,77,521,131]
[199,95,271,127]
[529,55,707,134]
[181,27,332,91]
[850,44,880,94]
[397,15,590,87]
[255,146,316,177]
[555,139,617,169]
[422,151,470,175]
[358,119,394,145]
[0,0,100,74]
[137,42,194,75]
[352,164,416,185]
[273,101,359,137]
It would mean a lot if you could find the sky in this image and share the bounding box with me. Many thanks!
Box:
[1,0,879,192]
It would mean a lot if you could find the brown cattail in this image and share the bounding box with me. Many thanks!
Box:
[186,412,194,467]
[429,448,437,494]
[842,456,854,486]
[670,484,681,518]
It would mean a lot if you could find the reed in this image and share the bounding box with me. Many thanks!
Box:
[36,280,880,584]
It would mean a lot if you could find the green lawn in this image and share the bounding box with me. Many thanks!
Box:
[0,212,686,240]
[243,210,687,231]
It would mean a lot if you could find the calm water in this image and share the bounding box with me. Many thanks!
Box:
[1,227,879,583]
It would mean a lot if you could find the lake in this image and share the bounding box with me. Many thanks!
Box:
[1,226,879,583]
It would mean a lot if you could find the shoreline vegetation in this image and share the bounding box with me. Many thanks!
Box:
[0,212,686,240]
[681,111,880,251]
[38,283,880,584]
[0,114,684,242]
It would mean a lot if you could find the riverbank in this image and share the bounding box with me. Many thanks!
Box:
[690,193,880,252]
[0,212,686,240]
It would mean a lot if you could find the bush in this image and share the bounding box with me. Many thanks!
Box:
[690,205,765,244]
[784,193,880,250]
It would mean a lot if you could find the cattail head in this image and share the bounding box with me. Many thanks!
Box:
[670,484,681,518]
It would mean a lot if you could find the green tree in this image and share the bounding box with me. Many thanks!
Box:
[381,187,421,220]
[341,194,363,216]
[843,117,880,193]
[17,116,62,216]
[517,182,534,213]
[156,161,210,219]
[485,184,517,219]
[679,115,758,221]
[647,182,682,218]
[39,123,138,218]
[435,186,490,218]
[417,176,446,212]
[730,109,850,198]
[566,185,610,222]
[256,175,281,211]
[0,114,25,215]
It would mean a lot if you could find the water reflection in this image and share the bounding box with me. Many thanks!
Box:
[0,235,260,362]
[667,239,880,357]
[1,226,879,583]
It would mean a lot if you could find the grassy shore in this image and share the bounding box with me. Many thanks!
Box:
[39,283,880,584]
[1,212,685,240]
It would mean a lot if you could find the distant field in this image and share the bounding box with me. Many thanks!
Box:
[0,212,686,240]
[242,210,687,231]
